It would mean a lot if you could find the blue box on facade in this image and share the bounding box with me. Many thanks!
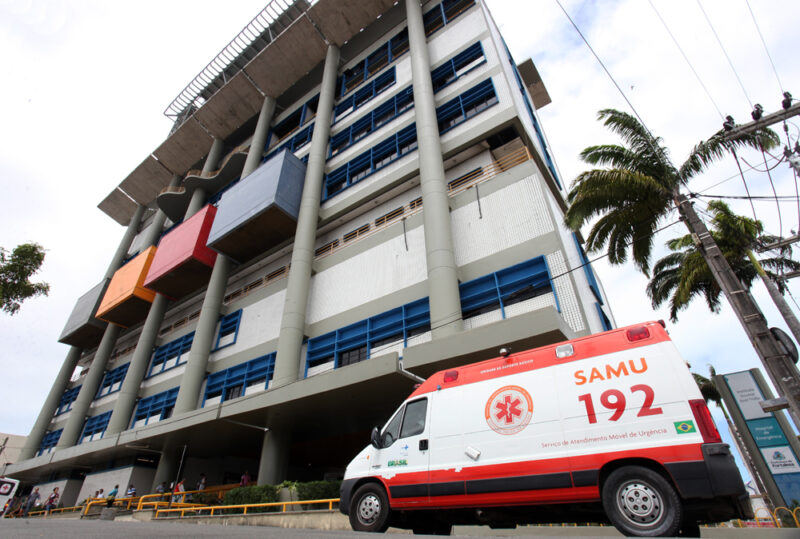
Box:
[207,150,306,263]
[58,279,109,348]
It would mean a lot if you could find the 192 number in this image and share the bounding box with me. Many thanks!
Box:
[578,384,663,424]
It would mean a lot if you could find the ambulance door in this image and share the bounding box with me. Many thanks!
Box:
[373,397,431,505]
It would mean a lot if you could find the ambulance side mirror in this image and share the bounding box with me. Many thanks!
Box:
[370,426,382,449]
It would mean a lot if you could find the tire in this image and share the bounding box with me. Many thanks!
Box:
[602,465,682,537]
[349,483,391,533]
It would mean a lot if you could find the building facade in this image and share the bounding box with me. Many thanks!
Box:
[5,0,613,505]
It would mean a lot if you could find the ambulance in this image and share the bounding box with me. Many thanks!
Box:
[340,321,751,537]
[0,477,19,516]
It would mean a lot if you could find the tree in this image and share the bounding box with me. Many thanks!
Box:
[0,243,50,315]
[647,200,800,321]
[564,108,778,274]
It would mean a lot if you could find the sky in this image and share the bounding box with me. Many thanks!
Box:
[1,0,800,483]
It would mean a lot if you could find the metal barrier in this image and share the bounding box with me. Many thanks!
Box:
[154,497,339,518]
[136,483,236,511]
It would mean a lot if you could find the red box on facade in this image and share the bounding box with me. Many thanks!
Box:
[144,204,218,299]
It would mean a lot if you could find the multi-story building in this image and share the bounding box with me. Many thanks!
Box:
[5,0,613,505]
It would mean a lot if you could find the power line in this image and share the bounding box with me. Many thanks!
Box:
[696,0,753,108]
[745,0,784,95]
[648,0,724,120]
[696,193,800,202]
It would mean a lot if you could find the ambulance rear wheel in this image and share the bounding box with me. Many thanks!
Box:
[602,466,682,537]
[350,483,390,533]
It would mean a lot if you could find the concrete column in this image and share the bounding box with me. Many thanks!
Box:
[105,176,181,436]
[185,138,225,217]
[53,206,146,449]
[405,0,463,338]
[257,429,289,485]
[151,442,180,492]
[19,347,81,459]
[172,255,232,414]
[243,96,277,178]
[104,205,147,279]
[273,45,340,388]
[57,324,121,447]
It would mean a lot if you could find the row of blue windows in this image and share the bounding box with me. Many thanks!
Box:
[97,363,129,398]
[38,428,62,456]
[132,387,178,428]
[334,68,396,124]
[335,0,474,100]
[203,352,276,406]
[328,41,486,160]
[329,87,414,158]
[503,39,561,189]
[305,255,557,376]
[56,385,81,416]
[80,411,111,444]
[573,233,603,305]
[147,310,243,379]
[323,77,497,201]
[437,78,498,134]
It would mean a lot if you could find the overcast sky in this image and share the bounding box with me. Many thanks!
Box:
[2,0,799,482]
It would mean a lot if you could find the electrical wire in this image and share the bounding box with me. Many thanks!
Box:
[696,159,779,194]
[647,0,724,120]
[745,0,784,95]
[553,0,658,146]
[696,193,800,202]
[696,0,753,108]
[730,148,758,220]
[761,146,784,239]
[740,154,786,173]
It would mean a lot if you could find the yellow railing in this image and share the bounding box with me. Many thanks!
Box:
[136,483,236,511]
[154,497,339,519]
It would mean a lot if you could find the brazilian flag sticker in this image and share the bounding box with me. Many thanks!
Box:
[674,420,697,434]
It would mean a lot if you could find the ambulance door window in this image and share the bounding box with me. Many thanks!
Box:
[400,398,427,438]
[381,406,405,447]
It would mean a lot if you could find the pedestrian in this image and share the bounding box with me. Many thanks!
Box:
[239,470,251,487]
[126,484,136,497]
[172,479,185,503]
[22,487,39,517]
[106,484,118,508]
[43,487,59,517]
[97,488,104,498]
[196,473,207,491]
[93,490,99,499]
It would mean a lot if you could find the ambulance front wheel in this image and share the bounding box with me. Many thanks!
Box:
[602,465,682,537]
[350,483,391,533]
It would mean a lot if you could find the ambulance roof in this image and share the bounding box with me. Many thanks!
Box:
[408,321,671,398]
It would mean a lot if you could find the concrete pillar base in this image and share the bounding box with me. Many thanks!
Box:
[257,429,290,485]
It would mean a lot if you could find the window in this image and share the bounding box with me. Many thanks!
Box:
[96,363,129,398]
[333,68,396,123]
[424,0,476,36]
[80,411,112,444]
[596,303,613,332]
[574,234,603,304]
[315,240,340,258]
[409,197,423,211]
[262,94,319,160]
[431,42,485,93]
[381,406,404,447]
[56,385,81,415]
[215,309,242,350]
[38,429,62,456]
[460,255,556,320]
[148,332,194,378]
[132,387,178,428]
[305,298,430,375]
[400,398,428,438]
[344,224,370,243]
[323,124,418,200]
[328,86,414,158]
[448,168,482,191]
[203,353,276,406]
[436,78,498,135]
[374,207,404,227]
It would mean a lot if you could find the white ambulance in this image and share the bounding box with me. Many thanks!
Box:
[0,477,19,516]
[340,321,751,537]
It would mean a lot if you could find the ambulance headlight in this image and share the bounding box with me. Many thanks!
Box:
[555,344,574,358]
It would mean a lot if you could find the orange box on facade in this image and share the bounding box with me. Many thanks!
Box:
[96,246,157,327]
[143,204,218,299]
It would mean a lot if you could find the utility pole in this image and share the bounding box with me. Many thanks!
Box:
[675,192,800,428]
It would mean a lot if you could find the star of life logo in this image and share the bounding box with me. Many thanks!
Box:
[485,385,533,435]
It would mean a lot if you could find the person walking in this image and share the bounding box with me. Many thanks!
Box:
[172,479,185,503]
[22,487,39,517]
[43,487,59,517]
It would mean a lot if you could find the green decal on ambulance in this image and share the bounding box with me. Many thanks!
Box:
[674,420,696,434]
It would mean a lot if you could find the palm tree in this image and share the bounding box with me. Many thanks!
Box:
[564,109,778,274]
[565,109,800,428]
[647,200,799,322]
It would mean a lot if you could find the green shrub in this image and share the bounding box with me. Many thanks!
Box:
[295,480,341,501]
[222,485,279,514]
